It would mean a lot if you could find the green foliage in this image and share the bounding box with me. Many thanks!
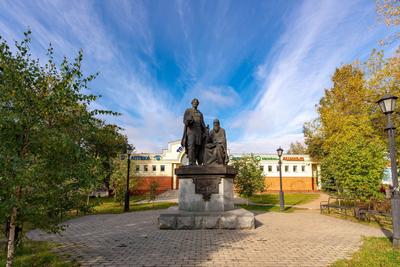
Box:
[304,64,387,199]
[109,158,141,204]
[303,119,325,161]
[93,198,176,214]
[237,204,297,213]
[332,237,400,267]
[249,193,320,206]
[0,31,120,236]
[148,181,159,204]
[231,155,265,200]
[87,122,127,195]
[321,136,386,200]
[0,240,78,267]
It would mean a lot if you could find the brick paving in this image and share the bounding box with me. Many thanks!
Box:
[27,210,387,267]
[295,193,330,210]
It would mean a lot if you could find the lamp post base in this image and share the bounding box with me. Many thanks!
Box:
[124,191,130,212]
[279,191,285,211]
[393,238,400,249]
[391,193,400,249]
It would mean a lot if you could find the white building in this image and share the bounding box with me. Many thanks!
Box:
[130,140,320,194]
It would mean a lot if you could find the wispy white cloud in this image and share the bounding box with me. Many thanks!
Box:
[230,0,391,153]
[0,0,394,154]
[100,72,181,152]
[0,0,178,152]
[229,133,304,154]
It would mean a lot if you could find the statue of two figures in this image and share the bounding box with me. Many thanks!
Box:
[181,98,229,166]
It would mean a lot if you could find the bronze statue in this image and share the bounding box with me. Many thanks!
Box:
[204,119,229,165]
[181,98,207,165]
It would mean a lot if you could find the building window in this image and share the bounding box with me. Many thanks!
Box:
[276,165,280,172]
[161,165,165,172]
[301,165,305,172]
[135,165,140,172]
[293,165,297,172]
[285,165,289,172]
[152,165,157,172]
[268,165,272,172]
[260,166,264,172]
[144,165,148,172]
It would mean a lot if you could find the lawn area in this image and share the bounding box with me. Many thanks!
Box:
[237,204,305,213]
[322,210,393,231]
[93,197,177,214]
[249,193,320,206]
[0,240,78,267]
[331,237,400,267]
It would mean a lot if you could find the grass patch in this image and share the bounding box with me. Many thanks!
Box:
[321,210,393,231]
[237,204,303,213]
[93,198,177,214]
[331,237,400,267]
[0,240,78,267]
[249,193,320,206]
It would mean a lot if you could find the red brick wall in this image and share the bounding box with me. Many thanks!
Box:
[132,176,173,195]
[263,177,318,192]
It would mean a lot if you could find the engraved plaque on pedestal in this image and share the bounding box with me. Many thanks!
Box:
[192,178,221,201]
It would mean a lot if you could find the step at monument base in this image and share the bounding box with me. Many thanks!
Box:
[158,206,255,230]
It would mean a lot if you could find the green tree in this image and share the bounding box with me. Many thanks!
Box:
[321,134,386,199]
[313,64,386,198]
[0,32,118,266]
[109,158,141,204]
[87,122,128,196]
[303,119,326,161]
[287,141,307,154]
[148,181,159,207]
[302,5,400,200]
[231,155,265,205]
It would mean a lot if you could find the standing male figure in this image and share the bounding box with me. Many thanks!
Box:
[181,98,207,165]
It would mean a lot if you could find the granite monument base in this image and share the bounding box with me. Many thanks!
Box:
[177,165,236,212]
[158,206,255,229]
[158,165,255,230]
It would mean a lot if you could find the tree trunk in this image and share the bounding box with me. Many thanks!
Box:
[6,207,17,267]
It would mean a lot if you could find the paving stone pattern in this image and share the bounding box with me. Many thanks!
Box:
[27,210,386,267]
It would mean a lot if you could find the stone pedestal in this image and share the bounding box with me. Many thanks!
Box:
[158,165,255,230]
[177,165,235,212]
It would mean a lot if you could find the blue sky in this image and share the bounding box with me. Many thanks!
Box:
[0,0,396,153]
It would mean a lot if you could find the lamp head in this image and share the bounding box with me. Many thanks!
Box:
[126,144,135,155]
[277,147,284,157]
[377,94,398,114]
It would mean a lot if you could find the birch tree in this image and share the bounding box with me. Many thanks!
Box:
[0,31,119,266]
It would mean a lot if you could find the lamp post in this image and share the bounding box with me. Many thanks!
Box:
[124,144,135,212]
[277,147,285,211]
[377,94,400,248]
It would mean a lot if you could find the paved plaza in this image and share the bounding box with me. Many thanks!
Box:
[27,209,387,267]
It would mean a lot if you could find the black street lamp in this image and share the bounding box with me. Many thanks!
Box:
[124,144,135,212]
[277,147,285,211]
[377,94,400,249]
